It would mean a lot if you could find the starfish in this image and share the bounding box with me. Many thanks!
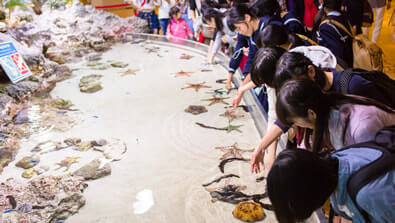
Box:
[195,122,243,133]
[181,82,211,92]
[174,70,192,77]
[201,96,230,106]
[145,47,160,54]
[200,68,213,72]
[220,108,244,122]
[120,69,139,76]
[55,157,80,172]
[206,88,226,96]
[215,142,254,160]
[224,124,243,133]
[180,53,193,60]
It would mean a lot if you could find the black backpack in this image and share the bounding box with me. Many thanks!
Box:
[330,126,395,222]
[338,68,395,109]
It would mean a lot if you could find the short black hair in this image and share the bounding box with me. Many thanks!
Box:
[251,47,286,87]
[323,0,343,11]
[256,24,289,49]
[274,52,327,89]
[169,6,180,19]
[267,149,338,222]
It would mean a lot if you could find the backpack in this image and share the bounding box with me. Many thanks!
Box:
[331,126,395,222]
[295,34,318,46]
[338,68,395,109]
[320,19,384,71]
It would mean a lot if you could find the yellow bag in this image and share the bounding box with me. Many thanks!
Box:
[320,19,383,71]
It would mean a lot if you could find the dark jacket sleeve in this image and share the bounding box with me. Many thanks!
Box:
[243,38,257,76]
[228,34,248,73]
[348,75,391,106]
[274,120,289,133]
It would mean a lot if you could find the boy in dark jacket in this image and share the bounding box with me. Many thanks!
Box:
[317,0,354,68]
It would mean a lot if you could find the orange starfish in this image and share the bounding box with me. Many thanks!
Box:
[180,53,193,60]
[220,108,244,122]
[215,142,254,160]
[181,82,211,92]
[174,70,192,77]
[120,69,139,76]
[201,96,230,106]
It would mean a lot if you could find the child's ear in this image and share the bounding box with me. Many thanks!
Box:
[244,14,251,22]
[307,65,316,80]
[307,109,317,121]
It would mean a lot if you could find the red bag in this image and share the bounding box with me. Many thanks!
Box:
[304,0,318,28]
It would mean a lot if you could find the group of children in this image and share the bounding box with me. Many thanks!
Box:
[129,0,195,40]
[198,0,395,222]
[131,0,394,221]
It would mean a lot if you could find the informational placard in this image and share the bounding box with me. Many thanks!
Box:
[0,42,32,83]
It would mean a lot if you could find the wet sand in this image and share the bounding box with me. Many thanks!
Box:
[1,41,275,222]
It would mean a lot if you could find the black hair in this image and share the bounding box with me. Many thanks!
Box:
[251,47,286,87]
[323,0,343,11]
[257,24,307,49]
[250,0,281,18]
[201,0,221,9]
[227,3,257,32]
[276,79,394,152]
[256,24,290,49]
[169,6,180,20]
[201,3,226,31]
[267,149,339,223]
[274,52,327,90]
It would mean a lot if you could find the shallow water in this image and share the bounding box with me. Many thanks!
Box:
[2,42,276,222]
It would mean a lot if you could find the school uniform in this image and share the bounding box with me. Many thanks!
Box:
[249,15,283,112]
[283,11,306,35]
[244,14,283,76]
[317,11,354,68]
[228,33,249,74]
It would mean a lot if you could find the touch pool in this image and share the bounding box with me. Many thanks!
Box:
[0,37,279,223]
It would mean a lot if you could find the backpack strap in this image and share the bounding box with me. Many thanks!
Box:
[335,126,395,222]
[320,19,353,42]
[347,142,395,222]
[284,17,303,26]
[338,69,354,94]
[295,33,318,46]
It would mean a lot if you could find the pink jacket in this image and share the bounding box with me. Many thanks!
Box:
[166,18,192,40]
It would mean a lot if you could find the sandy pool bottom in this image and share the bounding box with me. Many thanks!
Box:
[1,41,275,223]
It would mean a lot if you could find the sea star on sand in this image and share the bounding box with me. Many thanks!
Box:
[55,157,80,172]
[201,96,230,106]
[224,124,243,133]
[206,88,226,96]
[180,53,193,60]
[174,70,192,77]
[215,142,254,160]
[145,47,160,54]
[195,122,243,133]
[181,82,211,92]
[220,108,244,122]
[120,69,139,76]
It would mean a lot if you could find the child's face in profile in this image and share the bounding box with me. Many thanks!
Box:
[173,11,181,20]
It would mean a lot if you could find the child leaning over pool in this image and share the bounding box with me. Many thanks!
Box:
[166,6,193,43]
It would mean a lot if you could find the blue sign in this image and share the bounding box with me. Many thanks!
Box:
[0,42,32,83]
